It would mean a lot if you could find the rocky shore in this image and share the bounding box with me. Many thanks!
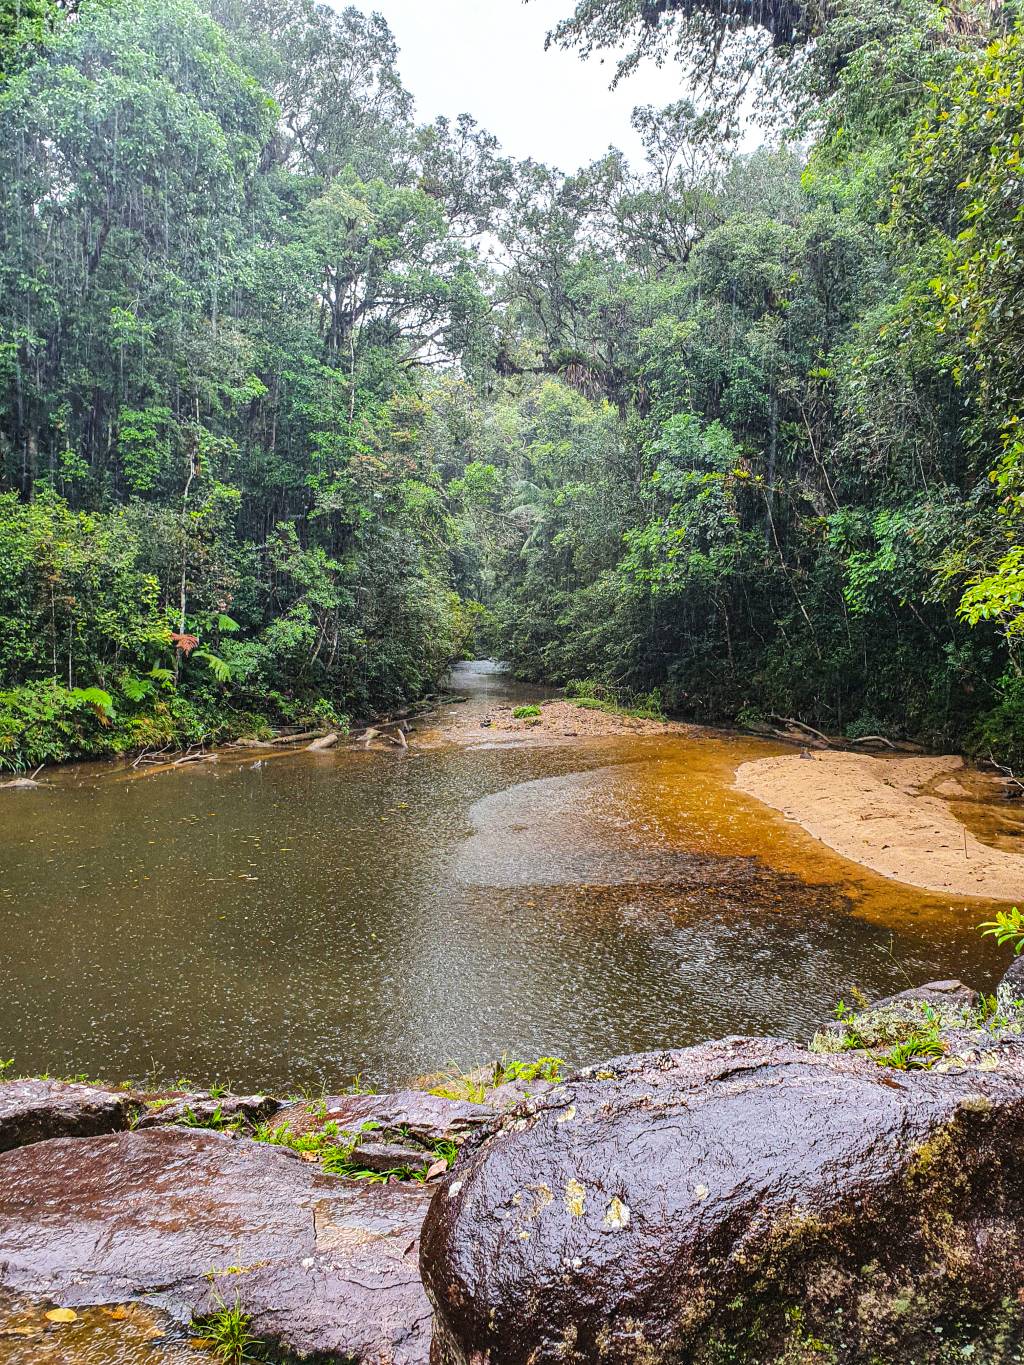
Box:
[3,965,1024,1363]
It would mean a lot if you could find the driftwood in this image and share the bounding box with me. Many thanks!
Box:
[988,753,1024,796]
[849,734,897,750]
[270,730,325,747]
[307,732,340,751]
[770,715,832,746]
[378,728,408,749]
[172,752,216,767]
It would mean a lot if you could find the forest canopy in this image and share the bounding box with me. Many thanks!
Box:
[0,0,1022,767]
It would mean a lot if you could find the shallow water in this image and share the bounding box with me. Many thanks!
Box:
[0,1298,202,1364]
[0,661,1014,1091]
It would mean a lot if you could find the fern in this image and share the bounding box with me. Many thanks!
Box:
[119,674,154,704]
[194,650,232,683]
[70,687,115,721]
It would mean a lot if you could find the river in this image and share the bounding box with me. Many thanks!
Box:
[0,661,1010,1091]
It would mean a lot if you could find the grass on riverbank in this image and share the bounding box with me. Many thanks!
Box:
[564,679,666,722]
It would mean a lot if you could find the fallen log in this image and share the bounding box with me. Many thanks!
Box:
[770,715,832,746]
[988,753,1024,796]
[848,734,897,750]
[307,732,340,752]
[270,730,324,746]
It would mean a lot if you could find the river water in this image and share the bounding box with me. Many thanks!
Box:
[0,661,1012,1092]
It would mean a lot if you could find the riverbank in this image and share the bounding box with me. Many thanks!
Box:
[3,962,1024,1365]
[437,694,698,747]
[736,750,1024,901]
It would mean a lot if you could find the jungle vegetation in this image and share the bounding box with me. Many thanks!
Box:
[0,0,1022,767]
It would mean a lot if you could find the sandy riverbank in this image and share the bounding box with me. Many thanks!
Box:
[735,751,1024,901]
[441,697,699,748]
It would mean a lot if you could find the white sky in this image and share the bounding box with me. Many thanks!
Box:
[348,0,691,171]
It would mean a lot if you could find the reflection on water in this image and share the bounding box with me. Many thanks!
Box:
[0,662,1011,1090]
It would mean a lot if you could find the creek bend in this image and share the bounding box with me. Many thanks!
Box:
[0,661,1011,1090]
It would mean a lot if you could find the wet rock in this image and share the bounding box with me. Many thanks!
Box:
[868,978,980,1012]
[422,1038,1024,1365]
[133,1091,281,1130]
[353,1141,436,1176]
[475,1077,556,1110]
[271,1089,494,1145]
[814,978,984,1051]
[0,1080,134,1153]
[0,1127,434,1364]
[1000,952,1024,998]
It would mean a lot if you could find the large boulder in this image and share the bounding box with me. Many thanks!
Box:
[0,1079,133,1152]
[421,1038,1024,1365]
[0,1126,434,1365]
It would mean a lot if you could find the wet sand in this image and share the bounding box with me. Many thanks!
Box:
[735,751,1024,901]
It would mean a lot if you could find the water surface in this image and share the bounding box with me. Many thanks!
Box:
[0,661,1012,1090]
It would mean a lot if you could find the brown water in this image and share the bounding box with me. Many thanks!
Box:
[0,1298,202,1364]
[0,661,1013,1092]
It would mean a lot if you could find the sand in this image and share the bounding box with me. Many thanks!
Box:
[735,751,1024,901]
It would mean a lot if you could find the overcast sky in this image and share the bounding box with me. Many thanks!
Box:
[346,1,690,171]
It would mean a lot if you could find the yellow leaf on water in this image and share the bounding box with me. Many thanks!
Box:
[45,1309,78,1324]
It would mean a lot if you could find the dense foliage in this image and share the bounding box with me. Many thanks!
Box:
[0,0,1021,766]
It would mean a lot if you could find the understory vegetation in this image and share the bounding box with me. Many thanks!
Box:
[1,0,1023,764]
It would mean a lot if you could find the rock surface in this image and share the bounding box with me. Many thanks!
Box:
[866,977,980,1012]
[421,1037,1024,1364]
[0,1127,434,1365]
[271,1088,494,1145]
[1001,952,1024,998]
[133,1090,281,1130]
[0,1079,133,1153]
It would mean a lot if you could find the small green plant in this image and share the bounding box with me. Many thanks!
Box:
[192,1299,262,1365]
[428,1054,565,1101]
[980,907,1024,954]
[251,1118,421,1183]
[876,1029,946,1071]
[179,1104,245,1134]
[0,1058,13,1079]
[431,1138,459,1168]
[564,678,665,721]
[499,1055,565,1084]
[512,704,542,719]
